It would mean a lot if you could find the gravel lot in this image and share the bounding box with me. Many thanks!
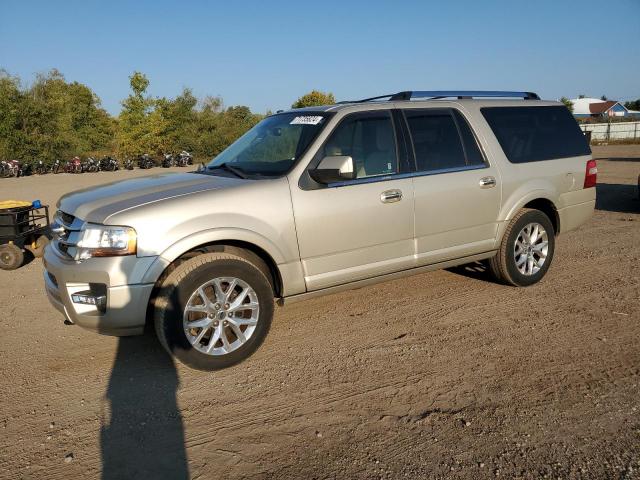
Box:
[0,146,638,479]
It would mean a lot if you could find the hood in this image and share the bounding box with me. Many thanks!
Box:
[58,172,246,223]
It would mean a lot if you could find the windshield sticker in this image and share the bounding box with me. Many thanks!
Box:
[290,115,324,125]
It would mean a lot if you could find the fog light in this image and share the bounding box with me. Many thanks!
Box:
[71,291,106,309]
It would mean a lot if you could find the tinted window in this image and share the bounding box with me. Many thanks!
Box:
[453,110,485,166]
[481,106,591,163]
[405,110,473,172]
[321,112,397,179]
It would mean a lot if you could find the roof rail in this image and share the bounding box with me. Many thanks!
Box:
[341,90,540,103]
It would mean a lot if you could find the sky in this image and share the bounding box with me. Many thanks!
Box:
[1,0,639,115]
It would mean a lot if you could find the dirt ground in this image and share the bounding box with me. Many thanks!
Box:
[0,147,638,480]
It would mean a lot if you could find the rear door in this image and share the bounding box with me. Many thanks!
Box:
[402,108,502,265]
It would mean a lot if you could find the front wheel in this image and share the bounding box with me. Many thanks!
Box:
[488,208,555,287]
[154,252,274,370]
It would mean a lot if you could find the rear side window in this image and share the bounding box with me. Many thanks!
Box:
[453,110,485,166]
[404,109,485,172]
[481,106,591,163]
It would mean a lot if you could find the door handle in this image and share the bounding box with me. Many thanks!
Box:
[380,189,403,203]
[479,176,496,189]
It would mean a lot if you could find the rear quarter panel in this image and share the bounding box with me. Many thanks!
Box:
[459,101,594,244]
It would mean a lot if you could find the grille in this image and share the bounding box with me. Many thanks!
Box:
[59,211,75,225]
[53,210,83,259]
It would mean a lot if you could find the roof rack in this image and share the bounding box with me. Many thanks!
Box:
[341,90,540,103]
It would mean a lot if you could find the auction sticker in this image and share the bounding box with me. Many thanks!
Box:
[290,116,324,125]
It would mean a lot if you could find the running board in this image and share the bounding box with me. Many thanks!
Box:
[278,251,497,306]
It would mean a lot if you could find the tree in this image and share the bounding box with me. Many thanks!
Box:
[560,97,574,112]
[155,88,198,153]
[0,69,114,164]
[0,69,265,165]
[117,71,158,157]
[600,95,608,101]
[578,94,585,99]
[0,70,26,161]
[624,99,640,111]
[291,90,335,109]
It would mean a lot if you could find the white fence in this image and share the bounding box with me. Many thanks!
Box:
[580,121,640,141]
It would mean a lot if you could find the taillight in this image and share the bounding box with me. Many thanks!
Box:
[584,159,597,188]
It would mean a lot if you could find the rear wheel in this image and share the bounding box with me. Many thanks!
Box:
[154,252,274,370]
[0,244,24,270]
[489,208,555,286]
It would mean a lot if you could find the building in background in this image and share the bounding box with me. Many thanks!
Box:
[571,97,638,119]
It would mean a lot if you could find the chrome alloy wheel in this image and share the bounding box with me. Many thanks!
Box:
[183,277,259,356]
[514,222,549,276]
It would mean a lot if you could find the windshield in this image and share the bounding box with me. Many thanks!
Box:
[207,112,329,176]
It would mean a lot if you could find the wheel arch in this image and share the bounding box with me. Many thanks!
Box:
[144,239,284,330]
[522,198,560,235]
[496,191,561,248]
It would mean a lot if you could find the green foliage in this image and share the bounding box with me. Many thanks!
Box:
[624,99,640,111]
[116,73,262,161]
[116,72,158,158]
[0,69,114,163]
[292,90,335,109]
[0,69,265,165]
[560,97,574,112]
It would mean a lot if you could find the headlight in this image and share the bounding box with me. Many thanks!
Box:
[77,224,137,259]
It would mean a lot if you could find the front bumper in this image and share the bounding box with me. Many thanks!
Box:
[43,245,157,336]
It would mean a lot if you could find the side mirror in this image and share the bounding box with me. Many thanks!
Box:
[309,155,355,184]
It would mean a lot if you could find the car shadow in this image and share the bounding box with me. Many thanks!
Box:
[100,332,189,480]
[595,183,639,214]
[446,261,495,282]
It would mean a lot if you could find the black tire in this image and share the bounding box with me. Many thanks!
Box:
[154,252,274,371]
[0,244,24,270]
[488,208,555,287]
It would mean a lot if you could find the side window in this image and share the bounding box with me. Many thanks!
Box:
[404,109,484,172]
[320,112,397,179]
[481,106,591,163]
[453,110,486,166]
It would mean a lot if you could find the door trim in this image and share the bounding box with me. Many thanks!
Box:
[327,163,488,188]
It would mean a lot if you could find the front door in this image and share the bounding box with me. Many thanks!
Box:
[291,110,415,291]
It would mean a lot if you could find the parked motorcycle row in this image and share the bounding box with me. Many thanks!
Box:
[0,151,193,178]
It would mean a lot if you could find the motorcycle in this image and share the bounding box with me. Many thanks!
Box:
[161,153,174,168]
[138,154,155,169]
[99,156,119,172]
[81,157,100,173]
[34,159,48,175]
[64,157,83,174]
[19,162,32,177]
[123,158,134,170]
[0,160,19,178]
[176,151,193,167]
[51,159,62,174]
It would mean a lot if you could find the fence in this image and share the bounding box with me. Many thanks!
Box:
[580,121,640,142]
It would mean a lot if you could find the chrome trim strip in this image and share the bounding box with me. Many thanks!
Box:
[327,164,488,188]
[54,210,84,231]
[52,211,85,260]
